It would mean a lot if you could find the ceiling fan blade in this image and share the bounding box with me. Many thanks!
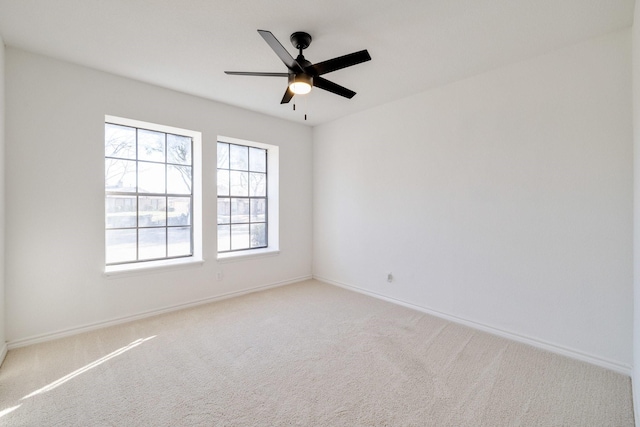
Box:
[225,71,289,77]
[258,30,304,72]
[280,88,294,104]
[310,50,371,76]
[314,76,356,99]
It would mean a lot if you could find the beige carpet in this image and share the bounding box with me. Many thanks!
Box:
[0,279,634,426]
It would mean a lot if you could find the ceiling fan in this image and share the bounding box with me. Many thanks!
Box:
[225,30,371,104]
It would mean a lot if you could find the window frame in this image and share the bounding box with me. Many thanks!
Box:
[217,136,279,261]
[104,115,203,275]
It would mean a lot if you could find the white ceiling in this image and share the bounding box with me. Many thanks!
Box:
[0,0,634,126]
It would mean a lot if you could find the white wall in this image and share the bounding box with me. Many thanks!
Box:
[4,48,313,343]
[0,36,6,361]
[632,0,640,423]
[313,29,633,371]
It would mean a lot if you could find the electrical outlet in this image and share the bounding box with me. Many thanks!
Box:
[216,271,224,281]
[387,273,393,283]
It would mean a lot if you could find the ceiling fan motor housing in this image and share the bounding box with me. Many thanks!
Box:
[288,72,313,86]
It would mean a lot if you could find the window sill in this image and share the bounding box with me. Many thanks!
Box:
[217,248,280,263]
[104,257,204,278]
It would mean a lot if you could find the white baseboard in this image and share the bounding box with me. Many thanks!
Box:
[0,342,7,367]
[315,275,632,376]
[8,275,312,350]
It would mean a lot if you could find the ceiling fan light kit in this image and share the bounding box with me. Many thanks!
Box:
[225,29,371,110]
[289,73,312,95]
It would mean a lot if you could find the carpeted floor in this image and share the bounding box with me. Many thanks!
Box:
[0,279,634,426]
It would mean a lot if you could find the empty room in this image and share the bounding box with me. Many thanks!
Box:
[0,0,639,425]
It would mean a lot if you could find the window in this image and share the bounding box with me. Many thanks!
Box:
[105,116,202,272]
[217,137,279,257]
